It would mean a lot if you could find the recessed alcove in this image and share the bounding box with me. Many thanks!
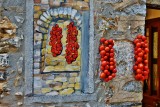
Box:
[24,0,95,103]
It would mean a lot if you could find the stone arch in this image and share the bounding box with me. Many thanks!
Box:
[34,7,82,72]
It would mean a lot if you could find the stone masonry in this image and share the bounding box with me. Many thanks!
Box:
[0,0,157,107]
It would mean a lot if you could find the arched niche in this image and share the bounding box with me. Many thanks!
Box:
[34,7,82,73]
[25,0,95,104]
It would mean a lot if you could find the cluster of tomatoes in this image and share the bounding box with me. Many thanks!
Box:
[65,22,79,64]
[133,35,149,81]
[49,24,63,57]
[99,38,117,82]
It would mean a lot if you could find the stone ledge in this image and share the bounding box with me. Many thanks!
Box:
[24,93,97,105]
[111,102,142,107]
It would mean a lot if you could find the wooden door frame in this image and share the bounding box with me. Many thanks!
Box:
[144,18,160,98]
[143,4,160,106]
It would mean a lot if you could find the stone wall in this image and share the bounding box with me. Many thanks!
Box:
[94,0,146,106]
[0,0,147,107]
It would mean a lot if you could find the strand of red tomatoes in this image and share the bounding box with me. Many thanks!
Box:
[133,35,149,81]
[65,22,79,64]
[99,38,117,82]
[49,24,63,57]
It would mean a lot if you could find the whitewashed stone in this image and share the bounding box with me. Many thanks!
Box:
[67,7,72,17]
[37,20,44,26]
[34,33,43,40]
[71,9,77,19]
[52,9,58,18]
[42,11,51,20]
[40,15,48,22]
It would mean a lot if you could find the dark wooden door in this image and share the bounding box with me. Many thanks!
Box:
[143,18,160,107]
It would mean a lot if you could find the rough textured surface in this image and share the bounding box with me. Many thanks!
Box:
[0,0,148,106]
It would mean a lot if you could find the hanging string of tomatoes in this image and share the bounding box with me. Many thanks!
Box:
[133,35,149,81]
[65,22,79,64]
[49,24,63,57]
[99,38,117,82]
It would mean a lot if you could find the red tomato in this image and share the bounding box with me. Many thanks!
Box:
[104,40,109,45]
[112,73,116,78]
[110,61,114,65]
[135,61,139,65]
[106,53,110,56]
[100,72,106,79]
[104,56,108,60]
[110,49,114,53]
[112,69,117,73]
[137,48,142,52]
[110,65,114,71]
[101,61,107,67]
[144,66,148,71]
[144,43,148,48]
[141,42,145,47]
[100,66,104,71]
[99,45,105,51]
[137,35,142,39]
[136,43,141,48]
[110,53,114,57]
[108,39,114,44]
[144,48,149,53]
[140,76,145,81]
[144,60,148,64]
[143,71,148,76]
[100,38,106,43]
[142,36,146,41]
[137,57,142,62]
[144,40,147,43]
[104,78,109,82]
[101,58,105,61]
[138,52,143,57]
[136,69,142,74]
[105,47,110,52]
[108,45,113,49]
[138,63,144,69]
[105,65,109,70]
[136,74,142,80]
[108,75,113,80]
[134,39,139,44]
[133,65,138,71]
[134,51,138,54]
[143,54,147,59]
[104,70,110,75]
[100,50,106,56]
[110,58,114,62]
